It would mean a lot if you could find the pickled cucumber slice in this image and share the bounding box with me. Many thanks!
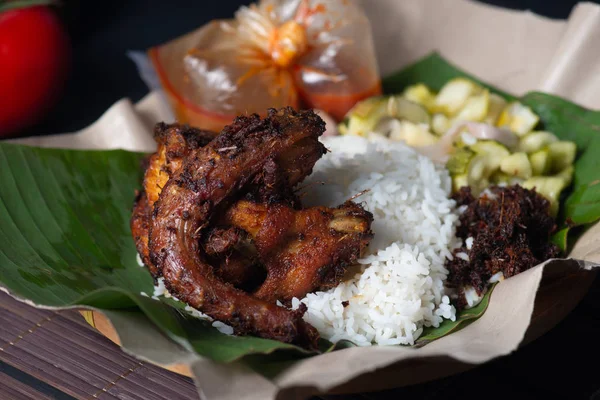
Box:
[403,83,435,109]
[470,140,511,159]
[463,141,511,195]
[431,113,451,135]
[490,171,524,185]
[338,118,349,135]
[388,96,431,125]
[548,141,577,173]
[388,120,439,147]
[529,148,551,176]
[467,154,493,194]
[496,102,540,136]
[342,96,431,137]
[433,78,481,115]
[484,93,507,125]
[518,131,558,153]
[341,96,389,136]
[500,152,532,179]
[447,148,475,175]
[454,90,490,122]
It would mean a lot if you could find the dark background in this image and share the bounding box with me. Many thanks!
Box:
[21,1,600,399]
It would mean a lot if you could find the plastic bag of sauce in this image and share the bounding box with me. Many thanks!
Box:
[148,0,381,131]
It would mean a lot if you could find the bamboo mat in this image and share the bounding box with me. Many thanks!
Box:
[0,291,199,400]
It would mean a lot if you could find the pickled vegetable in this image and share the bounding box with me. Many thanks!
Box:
[454,90,489,122]
[548,141,577,173]
[484,93,507,125]
[453,174,468,192]
[470,140,510,160]
[446,148,475,175]
[403,84,435,110]
[431,113,451,135]
[467,154,493,194]
[529,148,551,176]
[388,120,438,147]
[497,102,539,136]
[518,131,558,153]
[340,95,430,137]
[340,78,578,204]
[433,78,481,115]
[500,152,532,179]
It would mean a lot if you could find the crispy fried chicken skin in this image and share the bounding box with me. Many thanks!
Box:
[144,123,216,208]
[224,200,373,302]
[131,190,153,273]
[132,124,216,277]
[131,108,374,347]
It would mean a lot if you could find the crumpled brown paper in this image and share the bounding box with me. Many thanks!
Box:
[11,1,600,399]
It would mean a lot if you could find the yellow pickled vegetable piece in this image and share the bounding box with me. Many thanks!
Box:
[431,113,451,135]
[518,131,558,153]
[340,96,431,137]
[389,120,438,147]
[454,90,490,122]
[500,152,532,179]
[403,83,435,110]
[496,102,540,136]
[529,149,551,175]
[484,93,507,125]
[548,141,577,173]
[433,78,481,116]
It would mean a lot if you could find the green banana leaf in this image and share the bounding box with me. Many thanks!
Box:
[1,53,598,373]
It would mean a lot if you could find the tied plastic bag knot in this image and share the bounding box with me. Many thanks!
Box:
[149,0,382,131]
[270,20,308,68]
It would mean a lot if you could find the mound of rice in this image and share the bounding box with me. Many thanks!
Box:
[293,135,462,346]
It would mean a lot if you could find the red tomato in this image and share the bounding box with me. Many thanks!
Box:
[0,5,70,137]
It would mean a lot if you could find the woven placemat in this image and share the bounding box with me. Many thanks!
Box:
[0,291,200,400]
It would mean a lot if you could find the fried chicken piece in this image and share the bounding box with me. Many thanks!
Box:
[148,108,324,347]
[224,200,373,302]
[133,120,326,285]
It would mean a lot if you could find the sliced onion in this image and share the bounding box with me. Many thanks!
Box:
[415,121,518,164]
[454,122,519,149]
